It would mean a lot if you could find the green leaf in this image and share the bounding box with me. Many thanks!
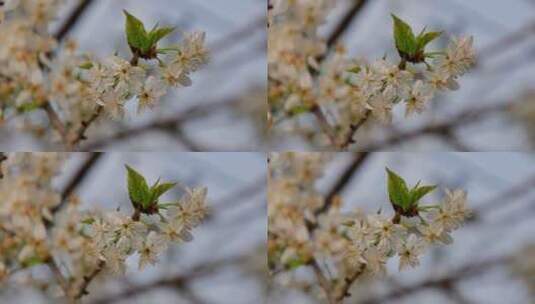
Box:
[346,66,362,74]
[78,62,94,70]
[124,10,150,52]
[17,101,40,113]
[81,218,95,225]
[409,185,437,205]
[125,164,151,208]
[22,256,44,268]
[150,181,176,203]
[287,258,305,270]
[148,26,175,46]
[288,105,310,116]
[391,14,417,57]
[386,167,410,210]
[417,31,442,50]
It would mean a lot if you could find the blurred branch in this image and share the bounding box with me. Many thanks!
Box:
[318,153,370,217]
[361,102,510,151]
[478,20,535,63]
[209,16,266,51]
[71,106,103,150]
[326,0,370,50]
[469,173,535,223]
[44,103,70,146]
[0,152,7,179]
[216,175,266,210]
[362,255,510,304]
[305,153,370,303]
[44,153,103,229]
[59,152,103,203]
[53,0,95,41]
[313,1,370,147]
[89,255,248,304]
[83,98,240,150]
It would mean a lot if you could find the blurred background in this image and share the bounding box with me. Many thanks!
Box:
[269,152,535,304]
[269,0,535,151]
[0,0,267,151]
[0,152,268,304]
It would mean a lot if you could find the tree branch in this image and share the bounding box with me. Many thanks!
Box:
[316,153,370,217]
[0,152,7,179]
[361,256,510,304]
[326,0,370,50]
[53,0,95,41]
[69,106,103,150]
[361,103,510,151]
[58,152,103,204]
[89,255,248,304]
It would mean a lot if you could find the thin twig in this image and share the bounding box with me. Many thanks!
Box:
[59,152,103,203]
[361,102,510,151]
[311,260,335,304]
[0,153,7,179]
[361,256,510,304]
[313,0,370,146]
[326,0,370,51]
[341,110,371,149]
[53,0,95,41]
[316,153,370,217]
[82,98,240,150]
[89,255,247,304]
[334,264,366,303]
[74,260,106,300]
[44,103,69,144]
[311,105,338,147]
[69,106,103,149]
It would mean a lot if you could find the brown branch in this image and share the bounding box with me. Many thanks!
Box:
[361,256,510,304]
[69,106,103,150]
[53,0,95,41]
[0,152,7,179]
[303,153,370,303]
[326,0,370,50]
[468,173,535,223]
[341,110,372,149]
[44,103,70,144]
[361,102,510,151]
[89,255,247,304]
[47,259,74,303]
[74,260,105,300]
[334,264,366,303]
[82,98,240,150]
[312,0,370,146]
[311,260,336,304]
[316,153,370,217]
[311,105,338,147]
[58,152,102,203]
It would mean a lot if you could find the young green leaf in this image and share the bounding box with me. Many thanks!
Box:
[409,185,437,205]
[417,31,442,50]
[386,167,410,210]
[148,26,175,46]
[78,62,94,70]
[124,10,150,52]
[346,65,362,74]
[391,14,417,57]
[125,164,151,208]
[150,182,176,203]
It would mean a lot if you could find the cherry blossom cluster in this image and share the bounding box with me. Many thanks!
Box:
[0,153,208,301]
[268,152,471,302]
[268,0,476,148]
[0,1,208,146]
